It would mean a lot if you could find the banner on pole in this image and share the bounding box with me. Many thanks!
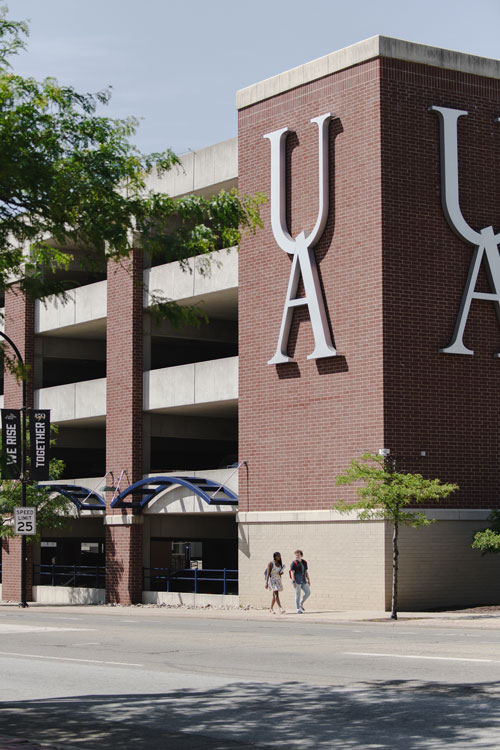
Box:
[1,409,21,479]
[29,410,51,481]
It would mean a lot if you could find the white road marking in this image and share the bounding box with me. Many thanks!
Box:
[0,624,95,634]
[0,650,143,667]
[345,651,498,663]
[70,642,101,646]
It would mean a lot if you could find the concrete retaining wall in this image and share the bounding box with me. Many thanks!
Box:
[32,586,105,605]
[23,586,238,608]
[143,591,238,607]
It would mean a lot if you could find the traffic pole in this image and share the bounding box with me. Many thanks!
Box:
[0,331,28,607]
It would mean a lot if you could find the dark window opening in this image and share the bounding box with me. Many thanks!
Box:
[42,250,107,287]
[53,447,106,479]
[42,358,106,388]
[150,338,237,370]
[148,537,238,594]
[151,537,237,570]
[150,437,238,472]
[40,538,105,567]
[37,538,105,588]
[60,270,107,286]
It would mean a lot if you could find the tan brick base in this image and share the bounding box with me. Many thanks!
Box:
[238,511,386,610]
[392,520,500,610]
[238,511,500,611]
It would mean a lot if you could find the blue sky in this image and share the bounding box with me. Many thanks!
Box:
[11,0,500,155]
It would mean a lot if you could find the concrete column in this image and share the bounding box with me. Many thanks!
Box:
[105,251,144,604]
[1,288,35,602]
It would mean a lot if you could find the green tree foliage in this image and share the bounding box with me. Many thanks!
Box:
[0,425,72,542]
[0,8,265,320]
[471,510,500,555]
[334,452,458,619]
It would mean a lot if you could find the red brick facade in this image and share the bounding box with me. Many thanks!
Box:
[239,54,500,512]
[4,287,35,408]
[105,251,144,603]
[381,59,500,507]
[1,536,32,603]
[104,522,143,605]
[238,60,385,512]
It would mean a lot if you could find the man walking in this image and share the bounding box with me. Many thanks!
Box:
[290,550,311,613]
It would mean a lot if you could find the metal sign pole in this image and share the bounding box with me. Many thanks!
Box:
[0,331,28,608]
[21,374,27,608]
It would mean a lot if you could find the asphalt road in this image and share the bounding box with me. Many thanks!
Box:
[0,607,499,749]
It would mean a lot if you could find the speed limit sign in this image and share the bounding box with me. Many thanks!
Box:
[14,507,36,535]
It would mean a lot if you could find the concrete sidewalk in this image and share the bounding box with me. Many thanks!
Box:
[2,601,500,627]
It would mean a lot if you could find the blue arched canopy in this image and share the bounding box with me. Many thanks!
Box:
[111,476,238,511]
[38,484,106,511]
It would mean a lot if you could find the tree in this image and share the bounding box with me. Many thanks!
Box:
[0,8,264,320]
[334,453,458,620]
[0,426,73,542]
[471,511,500,555]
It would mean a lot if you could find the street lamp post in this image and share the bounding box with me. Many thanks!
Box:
[0,330,28,608]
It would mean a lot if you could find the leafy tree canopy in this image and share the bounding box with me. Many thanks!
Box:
[0,8,264,317]
[335,452,458,526]
[472,510,500,555]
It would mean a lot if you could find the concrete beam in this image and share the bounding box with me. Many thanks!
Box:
[144,247,238,307]
[35,280,107,335]
[35,378,106,423]
[144,138,237,197]
[33,248,237,340]
[144,356,238,413]
[34,356,238,424]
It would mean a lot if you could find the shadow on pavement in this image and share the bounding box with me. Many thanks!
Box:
[1,679,499,749]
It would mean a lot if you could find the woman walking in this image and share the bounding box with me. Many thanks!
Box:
[265,552,286,613]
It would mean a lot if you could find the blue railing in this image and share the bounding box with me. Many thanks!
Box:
[144,567,238,595]
[13,564,238,594]
[33,564,104,589]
